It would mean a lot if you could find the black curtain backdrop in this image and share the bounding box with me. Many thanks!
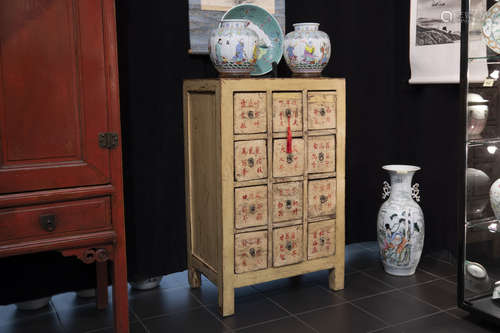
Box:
[0,0,460,304]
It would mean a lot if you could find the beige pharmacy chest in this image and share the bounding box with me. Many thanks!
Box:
[183,78,345,316]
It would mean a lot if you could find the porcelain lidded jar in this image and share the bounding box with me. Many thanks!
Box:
[467,93,489,139]
[209,19,259,77]
[490,179,500,220]
[377,165,425,276]
[283,23,331,76]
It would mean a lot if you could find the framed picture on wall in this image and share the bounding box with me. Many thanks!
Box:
[188,0,285,54]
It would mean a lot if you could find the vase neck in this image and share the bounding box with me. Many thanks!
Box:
[388,171,415,200]
[220,19,248,29]
[293,23,319,32]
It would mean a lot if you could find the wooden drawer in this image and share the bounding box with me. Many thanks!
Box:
[273,138,304,178]
[235,231,268,274]
[308,135,335,174]
[308,92,336,130]
[235,140,267,181]
[234,93,267,134]
[272,92,303,132]
[308,178,336,218]
[308,219,336,260]
[0,197,111,242]
[272,181,303,223]
[235,186,268,229]
[273,225,303,267]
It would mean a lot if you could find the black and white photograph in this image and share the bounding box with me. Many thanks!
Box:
[416,0,461,46]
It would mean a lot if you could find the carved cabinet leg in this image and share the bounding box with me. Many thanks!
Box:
[96,261,108,310]
[188,267,202,289]
[329,266,345,291]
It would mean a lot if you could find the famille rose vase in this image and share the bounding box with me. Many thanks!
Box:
[209,19,259,76]
[377,165,425,276]
[283,23,331,76]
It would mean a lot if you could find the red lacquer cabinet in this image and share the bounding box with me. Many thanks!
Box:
[0,1,129,331]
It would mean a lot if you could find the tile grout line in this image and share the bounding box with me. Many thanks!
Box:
[232,315,295,332]
[188,289,236,333]
[355,270,447,313]
[130,307,151,333]
[293,297,350,316]
[315,282,393,303]
[137,304,205,322]
[348,300,391,327]
[365,309,452,333]
[49,301,65,331]
[261,295,320,333]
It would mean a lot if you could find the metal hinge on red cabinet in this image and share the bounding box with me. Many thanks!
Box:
[98,133,119,149]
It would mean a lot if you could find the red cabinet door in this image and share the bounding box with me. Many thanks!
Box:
[0,0,112,194]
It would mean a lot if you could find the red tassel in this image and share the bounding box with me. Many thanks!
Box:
[286,114,292,154]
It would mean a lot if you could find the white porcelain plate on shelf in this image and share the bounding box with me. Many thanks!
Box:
[483,3,500,54]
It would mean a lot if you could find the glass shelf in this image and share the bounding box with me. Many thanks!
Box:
[467,217,498,230]
[469,55,500,63]
[467,138,500,146]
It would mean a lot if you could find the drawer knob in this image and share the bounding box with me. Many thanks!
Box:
[320,107,326,116]
[286,241,293,251]
[286,154,294,164]
[285,200,292,209]
[318,152,325,162]
[39,214,57,232]
[285,108,292,118]
[249,204,256,214]
[320,237,326,246]
[248,157,255,168]
[249,248,256,257]
[247,110,255,119]
[320,195,328,204]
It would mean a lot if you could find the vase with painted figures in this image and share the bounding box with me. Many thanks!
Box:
[377,165,425,276]
[209,19,259,76]
[283,23,331,76]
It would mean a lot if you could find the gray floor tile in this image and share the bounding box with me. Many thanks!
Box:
[352,290,439,325]
[144,307,230,333]
[130,287,201,319]
[298,302,386,333]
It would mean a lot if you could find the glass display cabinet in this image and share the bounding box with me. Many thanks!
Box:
[459,0,500,322]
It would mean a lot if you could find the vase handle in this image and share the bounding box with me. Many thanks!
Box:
[412,183,421,202]
[382,181,391,200]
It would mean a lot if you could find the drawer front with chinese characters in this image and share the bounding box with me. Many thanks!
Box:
[234,186,268,229]
[308,92,336,130]
[272,138,304,178]
[272,181,303,223]
[234,140,267,181]
[308,178,336,218]
[234,92,267,134]
[272,92,303,132]
[273,225,303,267]
[308,135,336,174]
[308,219,336,260]
[235,231,268,274]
